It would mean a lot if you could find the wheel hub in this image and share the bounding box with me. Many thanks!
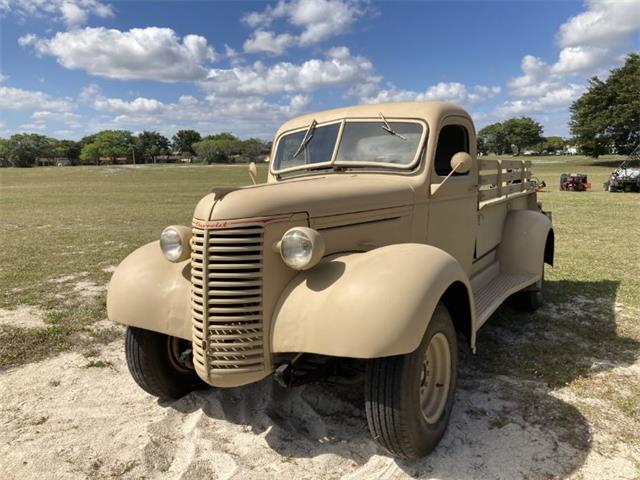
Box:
[419,332,451,423]
[167,337,195,373]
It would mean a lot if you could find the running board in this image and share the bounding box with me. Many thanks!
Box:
[473,272,539,328]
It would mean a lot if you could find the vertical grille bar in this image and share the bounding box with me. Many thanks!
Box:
[191,225,265,377]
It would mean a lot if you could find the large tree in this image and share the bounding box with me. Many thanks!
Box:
[502,117,543,155]
[135,131,170,163]
[4,133,55,167]
[91,130,135,163]
[570,53,640,157]
[51,140,81,163]
[194,132,242,163]
[477,123,510,155]
[172,129,201,155]
[79,143,101,165]
[239,138,270,161]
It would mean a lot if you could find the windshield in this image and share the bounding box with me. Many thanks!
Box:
[273,123,340,171]
[335,121,423,166]
[273,119,425,173]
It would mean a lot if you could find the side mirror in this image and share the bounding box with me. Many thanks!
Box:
[248,162,257,185]
[450,152,472,174]
[431,152,474,197]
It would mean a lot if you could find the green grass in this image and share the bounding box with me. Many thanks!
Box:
[0,164,268,367]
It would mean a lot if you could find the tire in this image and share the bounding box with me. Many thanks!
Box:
[125,326,205,399]
[512,271,544,312]
[365,303,457,459]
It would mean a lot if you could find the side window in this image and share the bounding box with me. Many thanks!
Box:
[434,125,469,176]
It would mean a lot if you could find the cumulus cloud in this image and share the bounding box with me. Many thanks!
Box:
[557,0,640,49]
[202,47,374,96]
[241,0,365,55]
[1,0,113,27]
[243,30,296,55]
[551,45,612,75]
[0,86,73,111]
[94,93,310,138]
[355,81,501,105]
[503,0,639,122]
[93,97,168,115]
[20,27,216,82]
[496,83,586,116]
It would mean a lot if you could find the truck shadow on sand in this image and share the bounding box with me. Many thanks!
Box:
[167,279,637,479]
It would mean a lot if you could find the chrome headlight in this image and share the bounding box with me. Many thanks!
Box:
[160,225,192,262]
[279,227,325,270]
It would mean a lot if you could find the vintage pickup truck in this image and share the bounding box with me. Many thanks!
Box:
[108,101,554,459]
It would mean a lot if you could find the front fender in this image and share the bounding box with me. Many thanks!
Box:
[271,243,475,358]
[107,241,191,340]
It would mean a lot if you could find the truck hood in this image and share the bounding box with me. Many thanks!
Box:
[193,175,415,221]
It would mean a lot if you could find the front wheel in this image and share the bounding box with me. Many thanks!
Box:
[364,303,457,459]
[125,326,205,399]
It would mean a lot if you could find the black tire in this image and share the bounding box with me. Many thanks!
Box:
[365,303,457,459]
[125,326,205,399]
[512,272,544,312]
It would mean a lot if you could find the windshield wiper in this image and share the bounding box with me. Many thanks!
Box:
[379,112,406,140]
[292,119,317,160]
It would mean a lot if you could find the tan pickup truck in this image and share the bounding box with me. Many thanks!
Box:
[108,101,554,459]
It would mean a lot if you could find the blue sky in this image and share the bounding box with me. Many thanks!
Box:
[1,0,638,140]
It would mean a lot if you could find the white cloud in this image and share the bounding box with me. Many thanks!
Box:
[507,55,554,97]
[31,110,82,128]
[0,86,73,111]
[503,0,639,123]
[93,96,168,115]
[241,0,365,55]
[1,0,113,27]
[356,81,501,105]
[78,83,101,103]
[496,83,585,116]
[557,0,640,49]
[551,46,611,75]
[0,71,7,83]
[93,93,310,138]
[20,27,216,82]
[202,47,374,96]
[510,0,640,94]
[243,30,296,56]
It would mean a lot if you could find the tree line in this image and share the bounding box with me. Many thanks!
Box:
[0,129,272,168]
[476,117,576,156]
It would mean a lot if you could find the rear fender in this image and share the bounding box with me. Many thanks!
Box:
[498,210,553,276]
[107,242,191,340]
[271,243,476,358]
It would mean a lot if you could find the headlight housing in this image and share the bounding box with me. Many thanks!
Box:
[279,227,325,270]
[160,225,192,262]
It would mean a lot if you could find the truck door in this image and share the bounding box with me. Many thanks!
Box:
[426,118,478,274]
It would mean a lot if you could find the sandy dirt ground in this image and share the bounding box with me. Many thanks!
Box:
[1,340,637,480]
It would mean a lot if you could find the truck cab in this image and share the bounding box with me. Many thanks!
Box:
[108,101,554,459]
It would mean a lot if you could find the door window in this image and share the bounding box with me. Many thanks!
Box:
[434,125,469,176]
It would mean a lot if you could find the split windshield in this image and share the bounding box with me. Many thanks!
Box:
[273,120,424,173]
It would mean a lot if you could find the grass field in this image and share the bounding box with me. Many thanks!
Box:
[0,157,638,468]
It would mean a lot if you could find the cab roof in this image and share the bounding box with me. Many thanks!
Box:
[275,101,471,136]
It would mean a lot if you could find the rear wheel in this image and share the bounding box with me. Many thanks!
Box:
[364,304,457,459]
[512,270,544,312]
[125,326,205,399]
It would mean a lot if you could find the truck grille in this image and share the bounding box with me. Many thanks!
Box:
[191,225,265,376]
